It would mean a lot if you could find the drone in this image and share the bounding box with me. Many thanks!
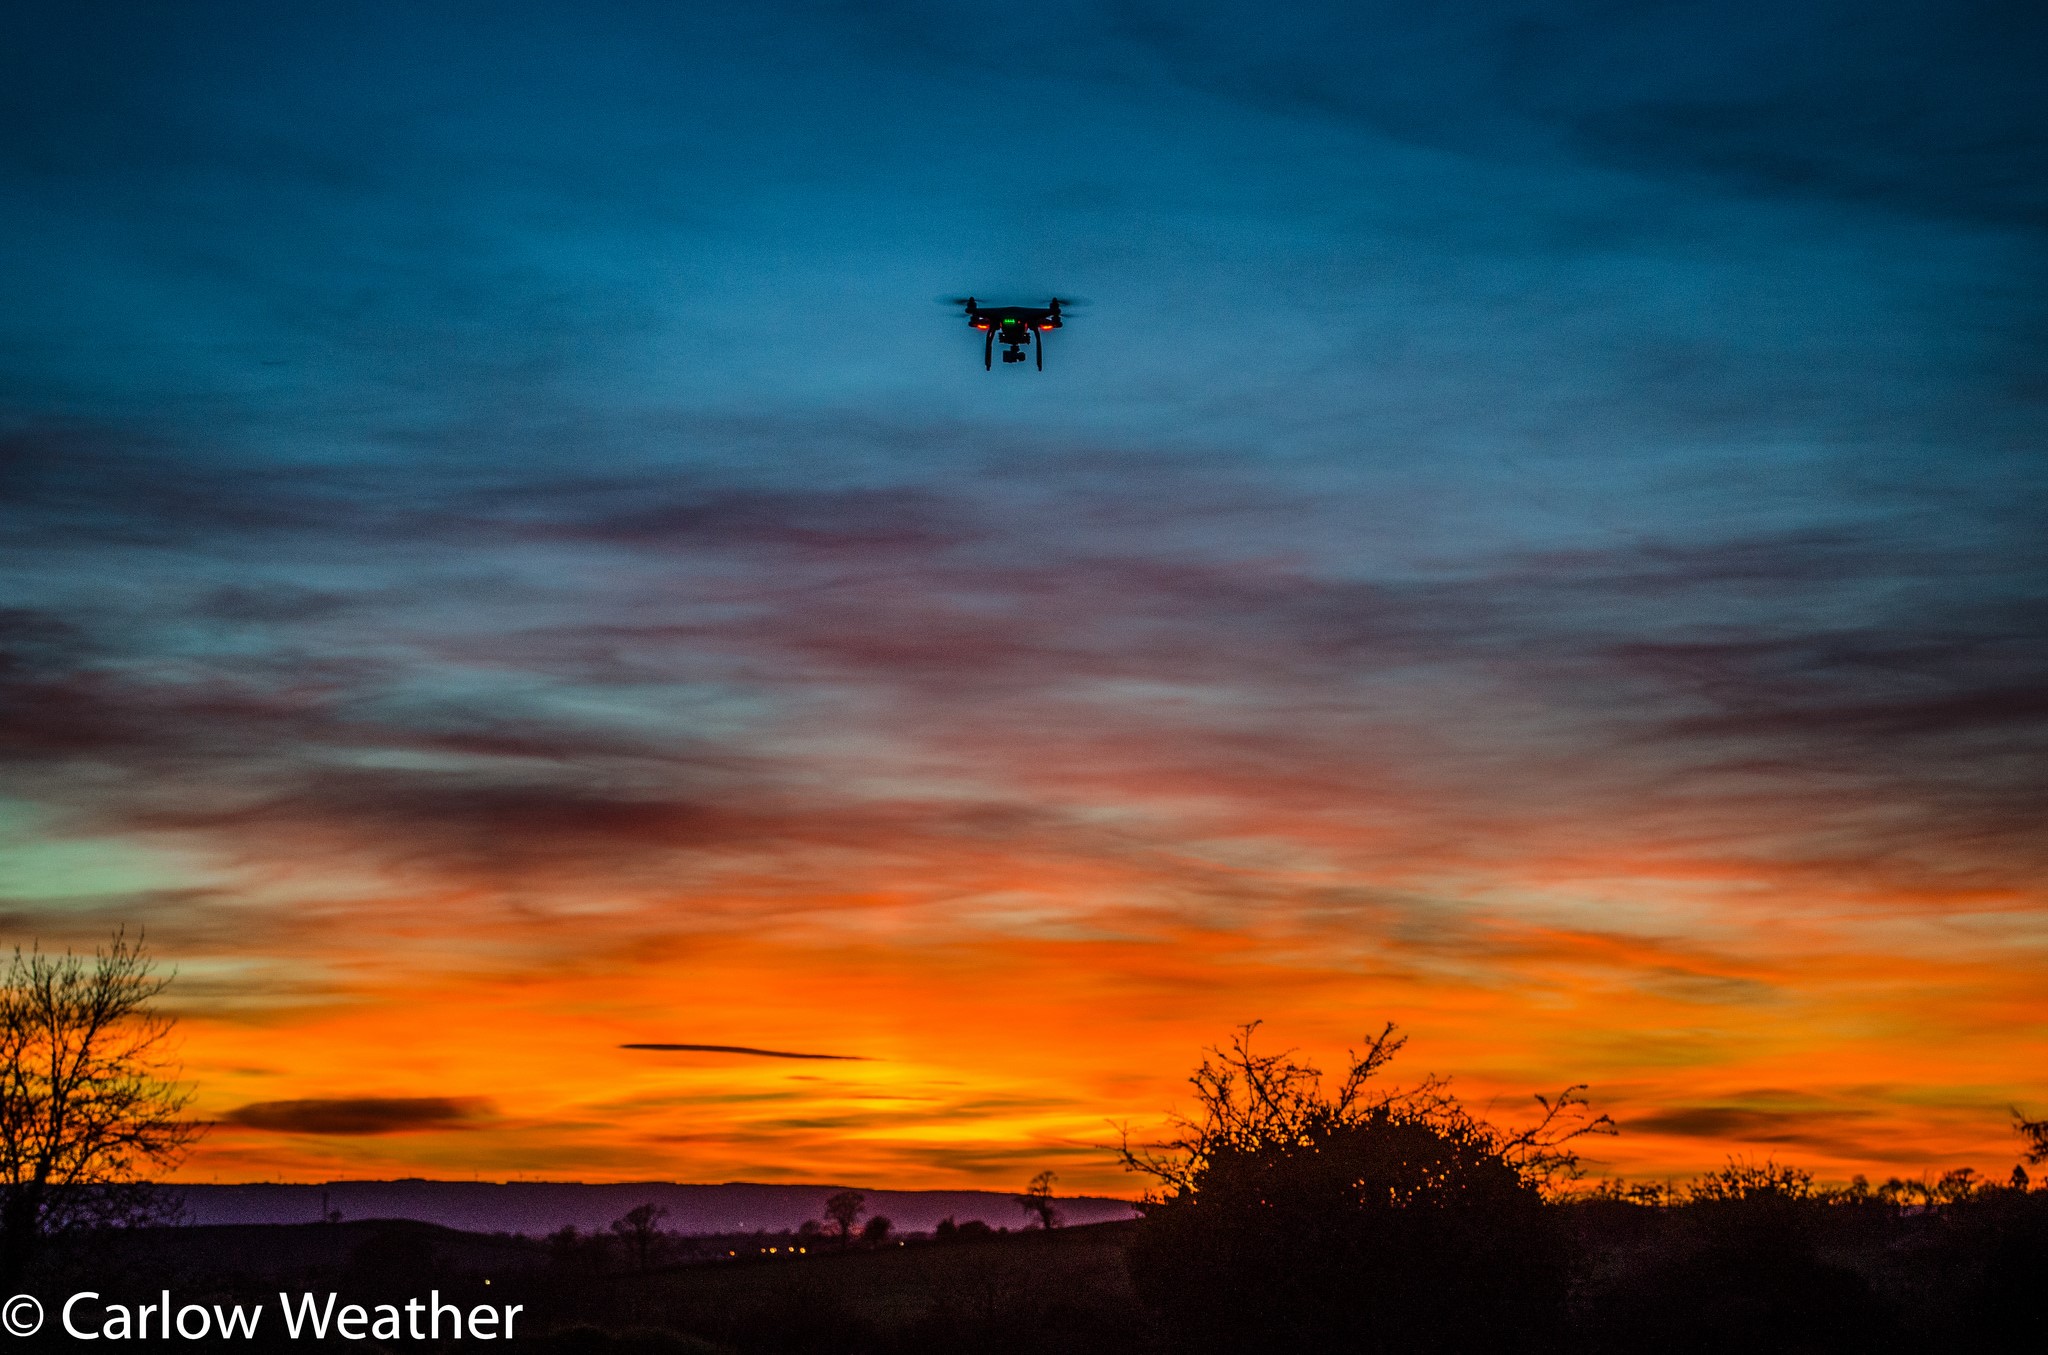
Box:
[947,297,1078,370]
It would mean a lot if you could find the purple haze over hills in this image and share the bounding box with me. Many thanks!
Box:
[171,1181,1139,1237]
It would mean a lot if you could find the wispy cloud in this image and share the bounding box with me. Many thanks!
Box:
[622,1045,871,1061]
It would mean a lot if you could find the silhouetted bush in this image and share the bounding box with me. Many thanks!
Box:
[1131,1117,1567,1353]
[1121,1023,1606,1355]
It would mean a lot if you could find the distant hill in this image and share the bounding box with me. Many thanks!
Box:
[170,1180,1140,1236]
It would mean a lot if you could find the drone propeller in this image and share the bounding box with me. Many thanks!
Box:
[940,295,1090,310]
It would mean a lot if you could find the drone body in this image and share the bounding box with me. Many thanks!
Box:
[950,297,1075,370]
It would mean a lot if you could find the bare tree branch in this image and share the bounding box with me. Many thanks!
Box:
[1117,1021,1612,1201]
[1,930,198,1282]
[2014,1108,2048,1167]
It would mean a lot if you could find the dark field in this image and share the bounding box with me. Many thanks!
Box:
[12,1191,2044,1354]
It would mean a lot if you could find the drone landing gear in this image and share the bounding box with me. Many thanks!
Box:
[981,325,1048,372]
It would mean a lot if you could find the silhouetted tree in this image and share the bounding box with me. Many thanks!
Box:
[610,1202,669,1271]
[823,1189,865,1247]
[1877,1175,1932,1210]
[860,1214,892,1245]
[1933,1167,1982,1205]
[2014,1108,2048,1166]
[1119,1022,1610,1355]
[0,932,196,1285]
[1016,1169,1063,1229]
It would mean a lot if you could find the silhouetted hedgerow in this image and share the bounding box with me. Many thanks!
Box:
[1574,1161,1888,1355]
[10,1075,2043,1354]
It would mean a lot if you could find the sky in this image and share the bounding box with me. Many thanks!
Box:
[3,1,2044,1193]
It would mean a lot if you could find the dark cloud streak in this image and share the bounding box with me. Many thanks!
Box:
[224,1097,489,1135]
[622,1044,870,1061]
